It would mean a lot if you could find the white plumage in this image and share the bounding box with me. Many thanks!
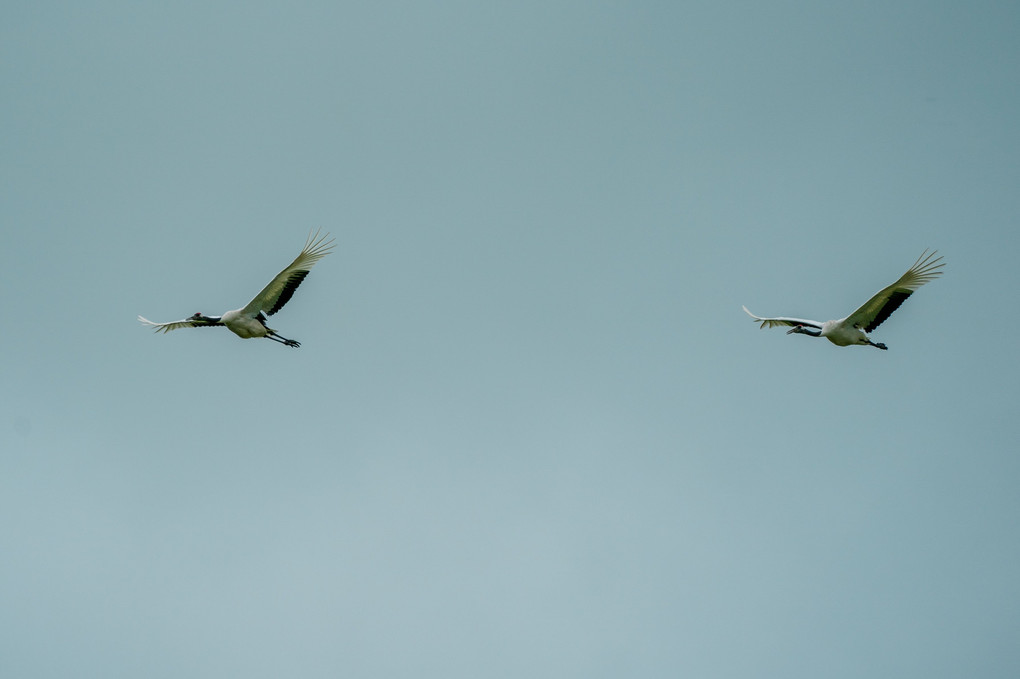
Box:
[139,231,335,348]
[743,249,944,350]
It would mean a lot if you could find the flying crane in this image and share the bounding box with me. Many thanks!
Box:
[743,249,944,350]
[139,231,335,348]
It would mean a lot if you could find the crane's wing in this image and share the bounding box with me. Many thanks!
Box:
[241,230,335,317]
[138,315,219,333]
[742,306,823,330]
[844,249,944,332]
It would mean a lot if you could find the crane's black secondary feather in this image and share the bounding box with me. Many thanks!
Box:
[862,290,911,332]
[267,271,309,315]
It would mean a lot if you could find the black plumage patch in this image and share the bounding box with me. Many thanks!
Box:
[864,290,911,332]
[268,271,309,315]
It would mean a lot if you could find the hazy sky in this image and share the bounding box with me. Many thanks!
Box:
[3,2,1019,677]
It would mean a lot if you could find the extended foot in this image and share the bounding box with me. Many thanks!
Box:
[284,339,301,348]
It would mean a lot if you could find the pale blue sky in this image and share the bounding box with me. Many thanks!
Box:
[3,2,1019,677]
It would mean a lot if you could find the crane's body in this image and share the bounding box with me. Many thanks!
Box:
[220,309,277,339]
[743,249,944,350]
[139,231,335,348]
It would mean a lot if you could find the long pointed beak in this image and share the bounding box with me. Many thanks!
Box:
[786,327,799,335]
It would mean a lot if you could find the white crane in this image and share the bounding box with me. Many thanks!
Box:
[743,249,944,350]
[139,231,335,348]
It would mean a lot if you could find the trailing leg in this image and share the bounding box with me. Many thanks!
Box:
[266,332,301,348]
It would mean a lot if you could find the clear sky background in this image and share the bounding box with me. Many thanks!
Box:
[3,2,1019,677]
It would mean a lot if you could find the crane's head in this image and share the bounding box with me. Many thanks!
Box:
[787,325,821,337]
[188,313,221,325]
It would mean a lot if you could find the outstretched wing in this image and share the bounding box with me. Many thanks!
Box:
[742,306,823,330]
[241,230,335,317]
[138,315,217,334]
[844,249,944,332]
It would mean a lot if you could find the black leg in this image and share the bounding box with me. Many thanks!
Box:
[266,333,301,348]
